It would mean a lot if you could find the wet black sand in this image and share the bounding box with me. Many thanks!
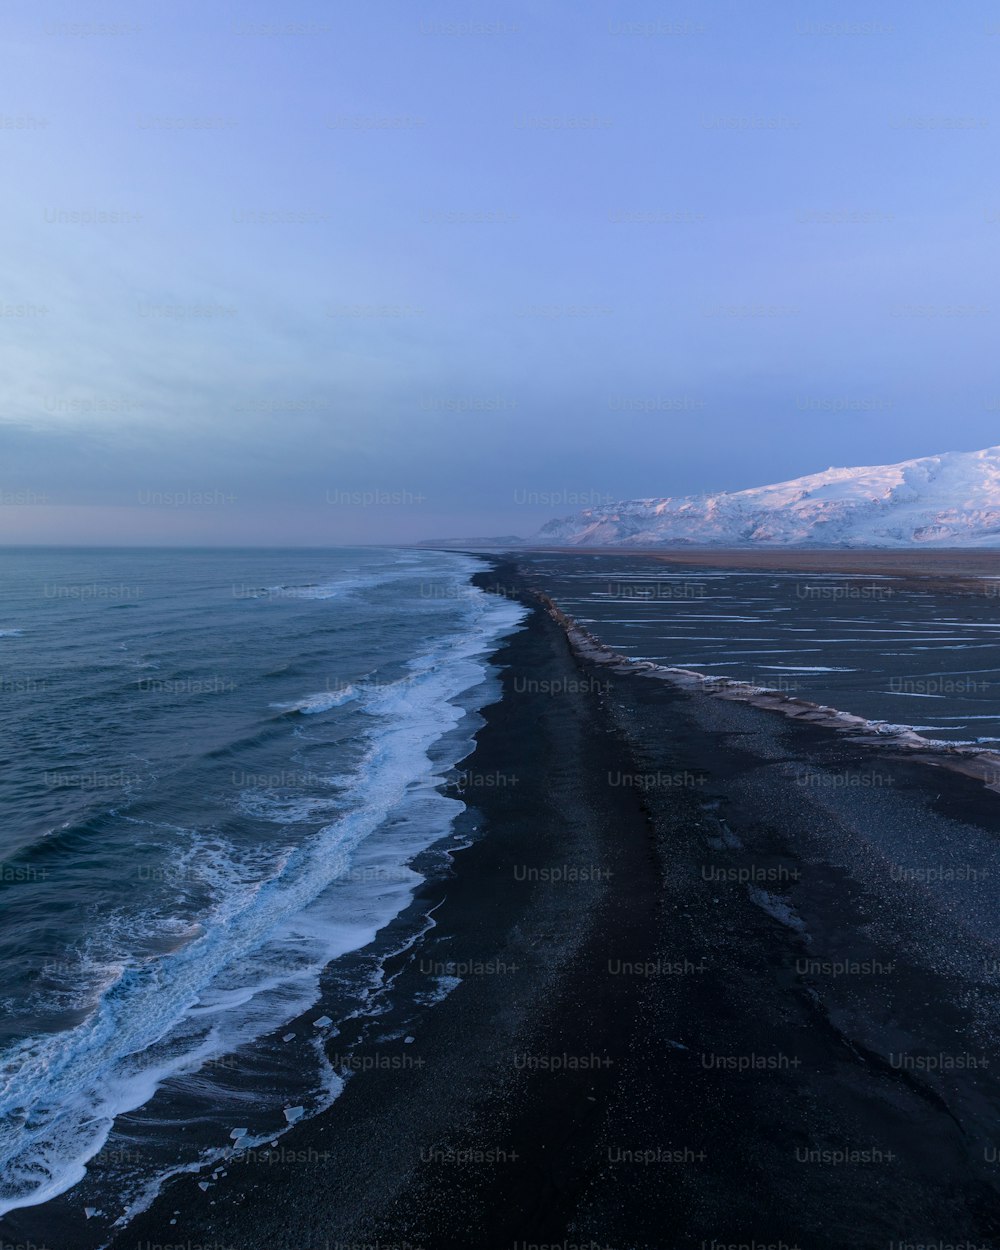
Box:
[96,557,1000,1248]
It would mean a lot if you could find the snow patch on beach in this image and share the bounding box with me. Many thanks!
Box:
[748,888,807,934]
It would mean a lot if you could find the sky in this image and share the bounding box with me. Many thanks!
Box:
[3,0,1000,545]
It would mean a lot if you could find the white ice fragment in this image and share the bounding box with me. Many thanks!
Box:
[313,1015,333,1028]
[284,1105,304,1123]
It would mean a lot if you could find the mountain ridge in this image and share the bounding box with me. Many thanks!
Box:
[528,445,1000,548]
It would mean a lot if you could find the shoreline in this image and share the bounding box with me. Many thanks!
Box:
[17,555,1000,1248]
[104,558,659,1249]
[433,545,1000,597]
[0,548,521,1247]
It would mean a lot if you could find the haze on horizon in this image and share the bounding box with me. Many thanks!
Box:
[3,0,1000,546]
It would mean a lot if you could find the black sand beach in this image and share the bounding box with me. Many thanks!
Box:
[101,556,1000,1249]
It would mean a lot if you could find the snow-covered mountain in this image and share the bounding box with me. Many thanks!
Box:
[531,446,1000,547]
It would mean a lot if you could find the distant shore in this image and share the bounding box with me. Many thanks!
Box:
[436,544,1000,597]
[646,545,1000,595]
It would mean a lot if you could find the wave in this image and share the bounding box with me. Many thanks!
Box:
[0,564,525,1221]
[269,685,359,714]
[255,559,430,603]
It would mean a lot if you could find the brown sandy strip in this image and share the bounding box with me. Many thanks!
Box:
[534,589,1000,794]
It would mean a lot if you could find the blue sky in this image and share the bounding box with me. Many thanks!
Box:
[3,0,1000,544]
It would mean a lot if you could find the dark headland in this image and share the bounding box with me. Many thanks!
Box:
[108,554,1000,1250]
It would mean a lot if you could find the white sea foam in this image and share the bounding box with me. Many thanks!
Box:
[269,686,359,714]
[260,560,426,603]
[0,558,526,1221]
[414,975,463,1006]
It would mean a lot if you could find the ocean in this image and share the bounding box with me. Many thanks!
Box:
[0,546,524,1242]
